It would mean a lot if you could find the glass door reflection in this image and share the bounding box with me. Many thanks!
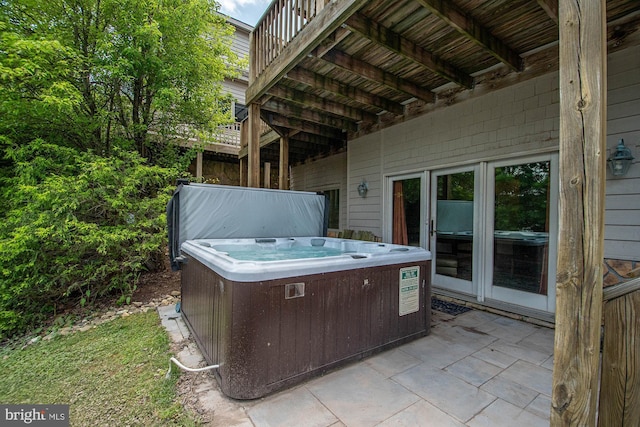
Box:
[492,161,550,295]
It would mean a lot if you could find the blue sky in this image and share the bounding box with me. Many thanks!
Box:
[218,0,271,26]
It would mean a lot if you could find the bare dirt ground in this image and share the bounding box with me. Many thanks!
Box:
[133,265,181,302]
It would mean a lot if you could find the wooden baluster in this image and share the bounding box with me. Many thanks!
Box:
[294,0,299,36]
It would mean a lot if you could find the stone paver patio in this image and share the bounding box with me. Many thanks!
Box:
[159,304,554,426]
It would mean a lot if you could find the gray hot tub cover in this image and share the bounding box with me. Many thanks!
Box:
[167,182,328,270]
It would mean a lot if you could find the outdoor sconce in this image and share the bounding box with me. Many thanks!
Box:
[607,139,634,177]
[357,179,368,197]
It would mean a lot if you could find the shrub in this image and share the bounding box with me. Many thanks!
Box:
[0,140,177,338]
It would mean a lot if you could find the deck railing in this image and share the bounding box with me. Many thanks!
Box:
[252,0,327,78]
[217,122,242,146]
[599,276,640,425]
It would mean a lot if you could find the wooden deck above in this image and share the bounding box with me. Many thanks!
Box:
[244,0,640,165]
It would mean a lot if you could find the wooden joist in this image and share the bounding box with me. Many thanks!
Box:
[266,85,377,123]
[320,49,435,103]
[415,0,522,72]
[284,67,405,115]
[536,0,559,25]
[345,12,474,89]
[263,111,346,140]
[262,98,359,132]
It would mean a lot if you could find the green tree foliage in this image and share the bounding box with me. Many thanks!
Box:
[494,162,550,232]
[1,0,242,162]
[438,171,474,201]
[0,1,241,337]
[0,141,177,338]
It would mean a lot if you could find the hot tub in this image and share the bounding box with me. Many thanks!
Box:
[167,183,431,399]
[179,236,431,399]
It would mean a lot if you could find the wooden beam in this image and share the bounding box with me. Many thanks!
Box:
[260,128,281,146]
[537,0,559,25]
[247,0,369,104]
[279,134,289,190]
[177,140,240,156]
[267,85,377,123]
[552,0,607,425]
[345,12,473,89]
[238,129,310,159]
[289,131,336,145]
[416,0,522,72]
[248,103,261,187]
[321,49,435,102]
[262,98,359,132]
[285,67,405,115]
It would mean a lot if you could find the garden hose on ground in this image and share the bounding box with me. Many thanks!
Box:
[165,357,219,379]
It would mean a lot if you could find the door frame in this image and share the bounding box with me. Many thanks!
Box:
[429,164,483,298]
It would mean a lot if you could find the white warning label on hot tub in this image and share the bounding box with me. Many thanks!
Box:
[399,266,420,316]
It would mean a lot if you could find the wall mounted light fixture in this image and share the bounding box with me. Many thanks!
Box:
[357,179,368,197]
[607,139,634,177]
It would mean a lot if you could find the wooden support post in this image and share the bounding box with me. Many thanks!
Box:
[239,119,247,187]
[263,162,271,188]
[195,151,203,180]
[249,31,257,83]
[239,157,247,187]
[248,103,261,188]
[552,1,607,426]
[279,134,289,190]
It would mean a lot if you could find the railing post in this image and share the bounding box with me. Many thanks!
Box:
[599,279,640,426]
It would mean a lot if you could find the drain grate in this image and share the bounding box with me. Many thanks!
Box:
[431,297,472,316]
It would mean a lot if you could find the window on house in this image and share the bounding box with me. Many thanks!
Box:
[325,189,340,229]
[234,103,247,122]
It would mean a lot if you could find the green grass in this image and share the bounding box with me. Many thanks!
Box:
[0,311,196,426]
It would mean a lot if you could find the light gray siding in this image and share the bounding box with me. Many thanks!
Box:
[223,17,251,105]
[605,44,640,261]
[222,79,248,105]
[346,71,560,239]
[230,27,250,62]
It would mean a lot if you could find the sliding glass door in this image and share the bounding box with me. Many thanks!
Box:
[484,155,558,312]
[430,167,478,296]
[426,155,557,314]
[387,155,557,314]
